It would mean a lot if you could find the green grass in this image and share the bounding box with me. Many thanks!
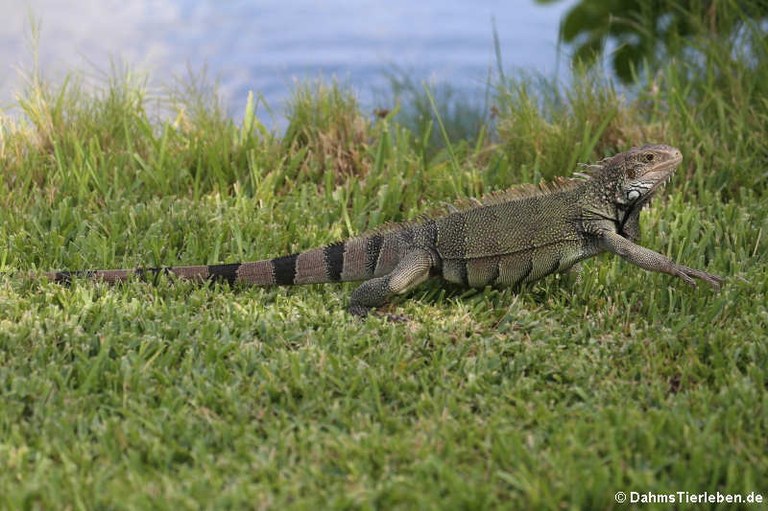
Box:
[1,22,767,510]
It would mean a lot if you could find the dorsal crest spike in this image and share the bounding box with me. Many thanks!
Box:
[425,174,583,217]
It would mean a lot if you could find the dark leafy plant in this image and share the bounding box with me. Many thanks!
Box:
[537,0,768,82]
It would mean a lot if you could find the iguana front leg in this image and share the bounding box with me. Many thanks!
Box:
[348,249,435,317]
[598,230,724,288]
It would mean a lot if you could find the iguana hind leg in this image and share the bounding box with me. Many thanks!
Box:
[348,249,434,317]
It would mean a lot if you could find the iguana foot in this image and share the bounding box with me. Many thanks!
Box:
[347,304,410,322]
[674,265,724,289]
[382,312,410,323]
[348,305,372,318]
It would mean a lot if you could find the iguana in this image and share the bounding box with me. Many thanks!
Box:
[41,144,723,316]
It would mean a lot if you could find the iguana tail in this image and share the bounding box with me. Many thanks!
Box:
[45,233,400,287]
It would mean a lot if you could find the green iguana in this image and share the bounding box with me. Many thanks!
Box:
[42,144,723,316]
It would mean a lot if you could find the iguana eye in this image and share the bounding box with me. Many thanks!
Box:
[644,153,655,162]
[627,190,641,201]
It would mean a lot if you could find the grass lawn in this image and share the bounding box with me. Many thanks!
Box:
[1,26,767,510]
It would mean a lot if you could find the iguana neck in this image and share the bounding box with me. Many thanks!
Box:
[575,174,627,236]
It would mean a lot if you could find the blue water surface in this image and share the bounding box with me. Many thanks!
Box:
[1,0,575,123]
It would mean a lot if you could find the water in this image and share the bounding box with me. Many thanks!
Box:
[1,0,574,123]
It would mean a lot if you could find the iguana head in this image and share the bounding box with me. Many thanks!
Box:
[605,144,682,210]
[581,144,683,240]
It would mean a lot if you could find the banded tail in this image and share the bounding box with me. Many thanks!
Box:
[44,231,403,289]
